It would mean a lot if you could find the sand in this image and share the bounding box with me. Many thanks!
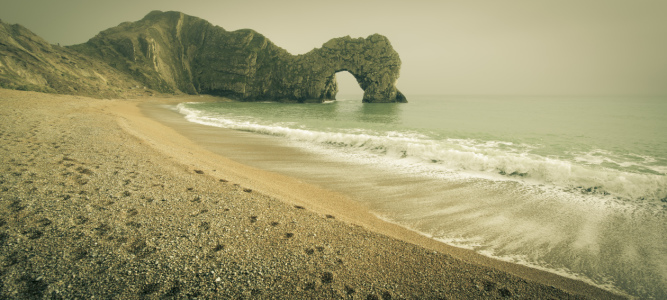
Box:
[0,89,625,299]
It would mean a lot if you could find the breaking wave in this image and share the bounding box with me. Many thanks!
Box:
[177,103,667,203]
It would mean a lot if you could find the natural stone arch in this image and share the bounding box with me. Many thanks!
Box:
[75,11,407,103]
[294,34,407,103]
[334,70,364,97]
[334,69,368,98]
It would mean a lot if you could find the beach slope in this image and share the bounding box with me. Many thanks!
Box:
[0,89,623,299]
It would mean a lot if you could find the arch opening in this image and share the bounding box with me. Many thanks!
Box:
[335,71,364,100]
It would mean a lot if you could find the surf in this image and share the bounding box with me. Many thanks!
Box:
[174,96,667,298]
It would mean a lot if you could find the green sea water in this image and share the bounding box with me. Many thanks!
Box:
[174,95,667,298]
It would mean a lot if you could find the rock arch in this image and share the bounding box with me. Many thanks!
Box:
[75,11,407,103]
[329,35,407,103]
[286,34,407,103]
[334,70,364,97]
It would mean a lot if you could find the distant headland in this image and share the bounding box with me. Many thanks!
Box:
[0,11,406,103]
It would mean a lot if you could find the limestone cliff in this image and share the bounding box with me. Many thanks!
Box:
[1,11,406,102]
[0,21,143,98]
[73,11,406,103]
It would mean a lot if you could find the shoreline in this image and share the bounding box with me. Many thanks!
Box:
[0,89,625,298]
[138,97,627,299]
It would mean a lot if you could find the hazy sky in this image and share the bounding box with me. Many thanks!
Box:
[1,0,666,95]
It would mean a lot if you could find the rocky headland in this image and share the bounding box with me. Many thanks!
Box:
[1,11,406,103]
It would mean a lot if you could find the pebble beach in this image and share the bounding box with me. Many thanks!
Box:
[0,89,624,299]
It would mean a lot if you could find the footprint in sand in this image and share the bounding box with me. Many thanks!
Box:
[199,221,211,231]
[73,215,88,225]
[75,166,94,175]
[126,221,142,229]
[9,200,25,213]
[72,247,88,260]
[36,218,52,227]
[140,283,161,296]
[94,223,111,236]
[321,271,334,284]
[22,228,43,240]
[128,239,156,258]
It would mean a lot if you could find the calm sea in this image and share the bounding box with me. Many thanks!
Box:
[173,95,666,298]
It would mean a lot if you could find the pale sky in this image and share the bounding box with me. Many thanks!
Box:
[1,0,666,96]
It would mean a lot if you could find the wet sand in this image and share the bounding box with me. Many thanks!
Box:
[0,89,624,299]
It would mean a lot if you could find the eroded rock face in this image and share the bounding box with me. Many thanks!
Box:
[0,21,142,98]
[74,11,407,103]
[289,34,406,103]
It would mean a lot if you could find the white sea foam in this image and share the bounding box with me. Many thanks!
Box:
[175,100,667,298]
[176,103,667,202]
[474,249,629,298]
